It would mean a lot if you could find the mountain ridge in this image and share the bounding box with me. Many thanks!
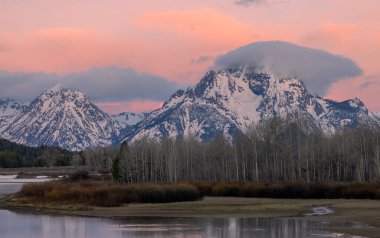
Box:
[123,65,379,142]
[0,65,379,151]
[0,87,120,151]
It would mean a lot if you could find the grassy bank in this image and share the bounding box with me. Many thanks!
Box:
[16,180,201,207]
[13,180,380,208]
[191,181,380,199]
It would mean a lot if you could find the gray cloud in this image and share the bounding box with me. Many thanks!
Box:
[0,67,182,103]
[191,55,213,64]
[235,0,264,6]
[0,71,60,102]
[235,0,290,6]
[359,75,379,89]
[214,41,362,95]
[359,81,376,89]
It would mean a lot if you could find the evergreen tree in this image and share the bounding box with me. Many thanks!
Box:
[112,141,128,182]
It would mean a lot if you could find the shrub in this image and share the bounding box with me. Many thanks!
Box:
[191,181,380,200]
[16,181,202,207]
[211,183,243,196]
[18,181,57,198]
[190,181,213,196]
[17,180,380,207]
[69,170,89,181]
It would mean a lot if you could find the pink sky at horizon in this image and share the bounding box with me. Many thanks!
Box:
[96,100,163,115]
[0,0,379,113]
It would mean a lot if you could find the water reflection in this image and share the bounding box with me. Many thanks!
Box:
[111,217,366,238]
[0,210,115,238]
[0,213,366,238]
[0,179,367,238]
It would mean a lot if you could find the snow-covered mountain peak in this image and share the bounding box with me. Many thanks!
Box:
[0,65,378,150]
[124,65,379,142]
[349,97,365,108]
[48,84,62,93]
[1,87,120,151]
[38,85,88,103]
[161,65,311,129]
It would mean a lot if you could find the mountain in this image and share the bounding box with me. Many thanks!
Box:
[113,112,148,127]
[124,65,380,142]
[112,112,149,141]
[1,65,378,151]
[374,112,380,120]
[0,85,120,151]
[0,99,27,133]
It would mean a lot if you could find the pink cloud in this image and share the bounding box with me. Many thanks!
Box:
[0,28,121,74]
[131,8,259,83]
[0,1,379,112]
[0,8,258,85]
[133,8,255,44]
[96,100,163,115]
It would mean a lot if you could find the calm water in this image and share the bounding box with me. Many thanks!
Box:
[0,177,367,238]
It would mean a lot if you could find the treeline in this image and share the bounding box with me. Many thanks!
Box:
[109,117,380,183]
[0,139,77,168]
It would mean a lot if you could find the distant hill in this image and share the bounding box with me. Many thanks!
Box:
[0,138,75,168]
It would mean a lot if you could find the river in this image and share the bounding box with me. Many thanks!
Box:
[0,176,367,238]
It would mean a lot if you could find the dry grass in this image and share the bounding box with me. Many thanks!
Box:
[191,181,380,199]
[17,181,201,207]
[16,180,380,208]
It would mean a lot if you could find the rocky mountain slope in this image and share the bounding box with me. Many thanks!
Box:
[0,99,27,133]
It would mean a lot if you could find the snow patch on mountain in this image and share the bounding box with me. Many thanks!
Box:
[113,112,148,127]
[0,99,27,133]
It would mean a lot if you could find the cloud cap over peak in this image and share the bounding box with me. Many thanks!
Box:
[214,41,363,95]
[235,0,264,6]
[0,67,183,114]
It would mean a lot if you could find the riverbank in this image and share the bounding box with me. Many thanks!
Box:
[2,196,380,237]
[2,171,380,237]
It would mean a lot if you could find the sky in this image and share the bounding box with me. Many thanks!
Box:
[0,0,379,114]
